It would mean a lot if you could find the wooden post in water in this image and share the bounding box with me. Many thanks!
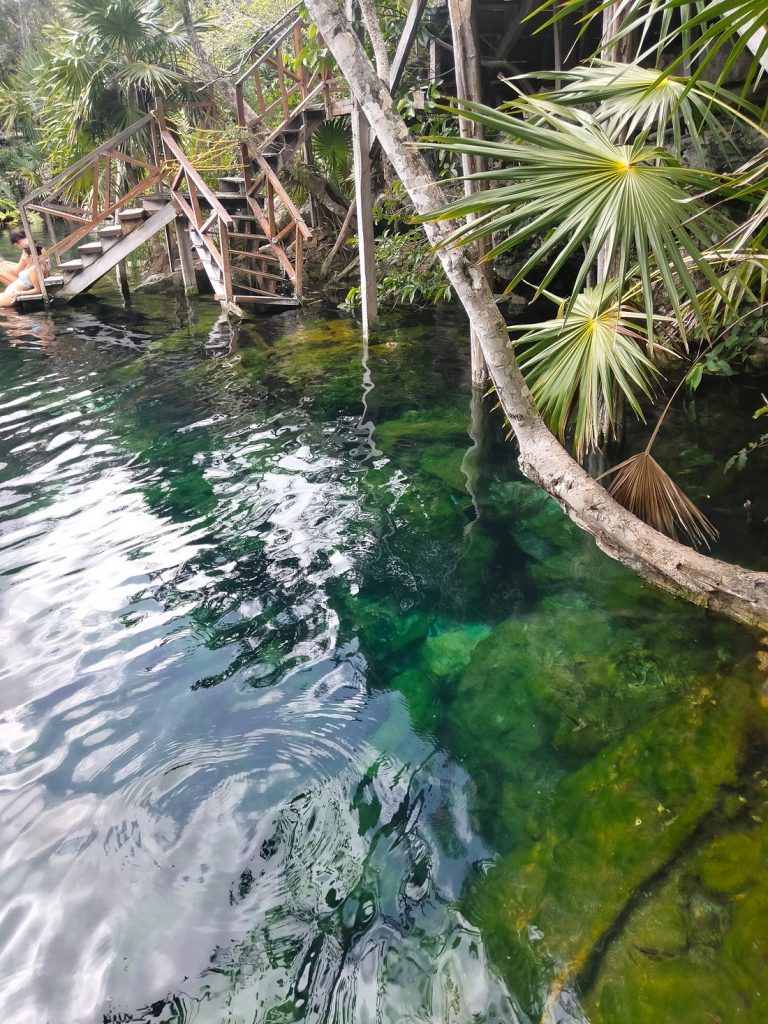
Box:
[115,259,131,302]
[347,0,378,335]
[447,0,490,387]
[175,219,198,296]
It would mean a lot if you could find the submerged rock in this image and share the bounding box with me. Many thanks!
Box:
[586,812,768,1023]
[464,678,758,1019]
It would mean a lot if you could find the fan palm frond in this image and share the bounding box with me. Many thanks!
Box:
[510,282,660,458]
[420,96,733,335]
[530,0,768,95]
[600,450,718,547]
[527,61,760,162]
[312,117,352,193]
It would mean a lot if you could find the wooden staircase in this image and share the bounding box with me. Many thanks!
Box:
[17,9,349,315]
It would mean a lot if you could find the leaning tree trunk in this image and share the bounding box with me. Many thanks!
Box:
[305,0,768,629]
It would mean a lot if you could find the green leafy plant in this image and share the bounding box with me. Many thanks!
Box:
[510,282,659,457]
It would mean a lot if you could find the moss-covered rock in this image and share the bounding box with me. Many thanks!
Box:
[465,679,756,1019]
[586,815,768,1024]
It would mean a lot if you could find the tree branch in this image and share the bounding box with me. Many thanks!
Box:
[305,0,768,628]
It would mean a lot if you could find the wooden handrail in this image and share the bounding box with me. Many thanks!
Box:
[42,170,162,261]
[21,114,152,207]
[252,152,312,239]
[235,12,304,85]
[159,130,235,227]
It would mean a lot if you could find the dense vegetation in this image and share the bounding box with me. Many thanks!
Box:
[1,0,767,555]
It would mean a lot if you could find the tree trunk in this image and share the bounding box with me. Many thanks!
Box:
[304,0,768,629]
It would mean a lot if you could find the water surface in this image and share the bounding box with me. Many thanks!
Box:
[0,259,766,1024]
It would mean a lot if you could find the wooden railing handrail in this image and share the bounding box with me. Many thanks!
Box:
[21,114,153,207]
[251,152,312,240]
[235,15,304,86]
[159,130,235,227]
[41,169,163,261]
[233,3,303,82]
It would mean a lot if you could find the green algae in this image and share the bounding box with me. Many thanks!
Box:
[441,595,740,853]
[586,816,768,1023]
[376,407,471,449]
[465,678,758,1018]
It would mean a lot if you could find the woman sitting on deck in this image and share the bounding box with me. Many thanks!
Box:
[0,228,32,287]
[0,239,48,307]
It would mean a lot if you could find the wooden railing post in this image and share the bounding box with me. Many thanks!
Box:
[219,220,233,302]
[275,44,291,121]
[18,206,48,303]
[293,22,308,99]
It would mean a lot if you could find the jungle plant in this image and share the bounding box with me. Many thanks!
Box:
[0,0,196,174]
[418,4,768,544]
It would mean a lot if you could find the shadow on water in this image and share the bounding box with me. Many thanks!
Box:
[0,260,766,1024]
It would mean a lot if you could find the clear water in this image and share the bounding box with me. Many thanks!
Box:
[0,250,767,1024]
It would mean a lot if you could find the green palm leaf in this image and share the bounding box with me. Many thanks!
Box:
[420,96,733,334]
[527,61,760,162]
[510,282,660,457]
[530,0,768,95]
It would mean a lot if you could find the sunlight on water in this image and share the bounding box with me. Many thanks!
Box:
[0,247,766,1024]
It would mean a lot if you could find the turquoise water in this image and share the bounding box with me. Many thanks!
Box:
[0,257,767,1024]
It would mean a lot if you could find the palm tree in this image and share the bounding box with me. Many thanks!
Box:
[421,1,768,544]
[0,0,193,176]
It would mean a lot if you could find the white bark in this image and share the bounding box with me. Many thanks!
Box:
[305,0,768,628]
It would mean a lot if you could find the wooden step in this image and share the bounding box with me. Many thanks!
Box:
[227,231,270,243]
[97,225,124,238]
[15,293,44,307]
[43,275,64,287]
[58,259,84,272]
[79,242,104,255]
[118,208,146,221]
[218,176,245,193]
[233,294,300,306]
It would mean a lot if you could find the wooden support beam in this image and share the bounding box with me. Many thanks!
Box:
[389,0,429,92]
[58,203,177,299]
[447,0,490,386]
[115,260,131,302]
[163,222,175,272]
[175,220,197,295]
[351,100,377,334]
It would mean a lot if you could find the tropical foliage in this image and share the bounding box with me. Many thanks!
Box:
[0,0,195,175]
[422,1,768,545]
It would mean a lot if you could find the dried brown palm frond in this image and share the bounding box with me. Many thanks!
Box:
[600,450,718,549]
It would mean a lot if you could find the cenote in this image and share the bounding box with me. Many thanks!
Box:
[1,242,767,1024]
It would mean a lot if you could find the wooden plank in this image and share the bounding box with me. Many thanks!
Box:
[218,221,233,302]
[447,0,490,385]
[26,203,90,224]
[21,114,152,207]
[294,22,308,96]
[236,15,303,85]
[115,260,131,302]
[172,192,224,272]
[58,203,177,299]
[231,294,300,305]
[274,44,291,122]
[260,80,327,151]
[160,130,234,226]
[350,99,377,333]
[175,220,197,295]
[389,0,429,92]
[231,265,287,283]
[245,196,297,281]
[44,171,162,262]
[252,152,312,239]
[294,231,304,298]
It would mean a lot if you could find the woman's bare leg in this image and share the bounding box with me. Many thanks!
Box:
[0,284,20,307]
[0,263,18,286]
